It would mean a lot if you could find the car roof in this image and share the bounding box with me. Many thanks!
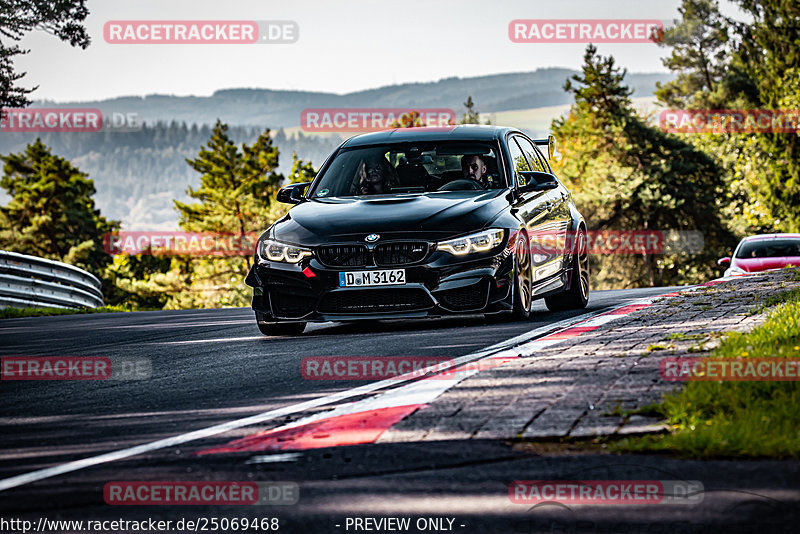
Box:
[741,233,800,242]
[340,124,520,147]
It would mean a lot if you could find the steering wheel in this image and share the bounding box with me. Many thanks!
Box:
[437,179,485,191]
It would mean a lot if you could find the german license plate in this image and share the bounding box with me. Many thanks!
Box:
[338,269,406,287]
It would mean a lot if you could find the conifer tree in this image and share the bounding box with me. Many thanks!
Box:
[0,0,91,110]
[459,96,491,124]
[164,121,284,308]
[0,138,118,274]
[460,96,481,124]
[552,45,734,288]
[654,0,731,108]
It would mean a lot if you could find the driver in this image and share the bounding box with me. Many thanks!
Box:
[462,155,489,188]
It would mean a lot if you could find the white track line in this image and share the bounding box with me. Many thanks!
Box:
[149,336,265,345]
[0,309,609,493]
[238,295,676,440]
[214,286,721,445]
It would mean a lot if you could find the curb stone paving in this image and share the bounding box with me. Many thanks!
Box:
[378,269,800,443]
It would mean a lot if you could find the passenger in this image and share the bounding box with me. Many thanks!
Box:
[357,156,396,195]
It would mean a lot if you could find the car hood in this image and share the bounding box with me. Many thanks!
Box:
[270,191,508,244]
[733,256,800,272]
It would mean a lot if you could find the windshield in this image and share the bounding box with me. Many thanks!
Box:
[735,238,800,258]
[309,142,505,198]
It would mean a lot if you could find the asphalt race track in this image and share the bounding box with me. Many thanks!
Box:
[1,286,799,533]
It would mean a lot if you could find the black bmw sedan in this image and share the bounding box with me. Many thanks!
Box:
[245,125,588,335]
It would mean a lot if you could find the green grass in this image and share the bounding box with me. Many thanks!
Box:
[751,287,800,316]
[664,332,708,341]
[0,304,157,319]
[613,288,800,458]
[602,401,625,417]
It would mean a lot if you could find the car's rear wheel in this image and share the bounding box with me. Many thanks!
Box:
[255,312,306,336]
[511,232,532,320]
[545,228,589,311]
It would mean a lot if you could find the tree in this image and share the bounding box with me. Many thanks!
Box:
[654,0,800,233]
[162,121,285,308]
[103,254,173,309]
[0,138,118,274]
[724,0,800,233]
[287,151,317,184]
[0,0,91,110]
[459,96,491,124]
[460,96,480,124]
[551,45,734,288]
[654,0,732,108]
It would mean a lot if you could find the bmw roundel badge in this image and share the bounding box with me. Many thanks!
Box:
[365,233,380,243]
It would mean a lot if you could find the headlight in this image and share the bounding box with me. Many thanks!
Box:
[437,229,504,256]
[258,239,313,263]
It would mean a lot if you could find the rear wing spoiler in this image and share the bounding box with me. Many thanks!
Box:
[533,135,556,160]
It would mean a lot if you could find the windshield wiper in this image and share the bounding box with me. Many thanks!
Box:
[389,186,426,193]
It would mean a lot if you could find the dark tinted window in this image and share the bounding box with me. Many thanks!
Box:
[310,142,505,197]
[735,238,800,258]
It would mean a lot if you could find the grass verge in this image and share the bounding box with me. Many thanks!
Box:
[612,287,800,458]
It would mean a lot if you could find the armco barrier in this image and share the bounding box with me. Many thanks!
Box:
[0,250,104,309]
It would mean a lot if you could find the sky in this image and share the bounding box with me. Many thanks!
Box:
[17,0,747,103]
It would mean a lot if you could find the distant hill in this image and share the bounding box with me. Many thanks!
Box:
[2,69,673,230]
[33,68,673,127]
[0,125,342,231]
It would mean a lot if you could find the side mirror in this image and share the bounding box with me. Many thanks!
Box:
[533,135,556,160]
[519,171,558,192]
[528,181,558,192]
[277,182,310,205]
[717,257,731,266]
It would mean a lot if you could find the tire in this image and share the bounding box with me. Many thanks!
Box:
[255,312,306,336]
[511,232,532,320]
[545,228,589,311]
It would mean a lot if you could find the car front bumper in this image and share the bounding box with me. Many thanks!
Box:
[245,248,517,322]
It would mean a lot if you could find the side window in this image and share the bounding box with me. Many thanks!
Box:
[532,144,553,173]
[508,137,531,187]
[515,136,549,173]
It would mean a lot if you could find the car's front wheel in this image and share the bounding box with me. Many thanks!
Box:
[511,232,532,320]
[255,312,306,336]
[545,228,589,311]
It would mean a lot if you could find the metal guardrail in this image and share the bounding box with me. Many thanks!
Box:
[0,250,104,309]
